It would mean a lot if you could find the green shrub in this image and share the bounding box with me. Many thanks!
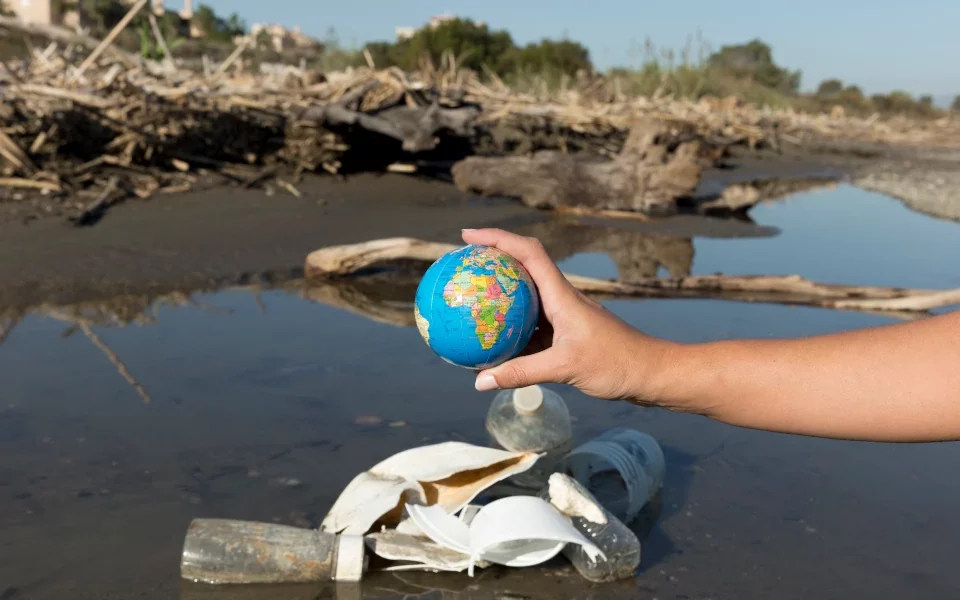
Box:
[816,79,844,96]
[706,39,801,94]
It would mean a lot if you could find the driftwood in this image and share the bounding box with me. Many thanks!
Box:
[452,119,702,215]
[70,176,121,226]
[303,237,960,316]
[305,238,458,277]
[304,100,480,153]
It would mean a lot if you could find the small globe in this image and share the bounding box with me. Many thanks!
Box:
[414,244,540,369]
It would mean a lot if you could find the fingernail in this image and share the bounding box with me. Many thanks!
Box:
[461,228,476,232]
[475,373,498,391]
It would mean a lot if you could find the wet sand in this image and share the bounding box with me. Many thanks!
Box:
[0,164,812,311]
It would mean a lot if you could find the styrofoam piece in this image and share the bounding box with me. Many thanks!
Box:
[405,496,605,576]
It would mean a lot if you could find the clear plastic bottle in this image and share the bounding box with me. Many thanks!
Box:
[545,473,642,583]
[559,428,665,525]
[485,385,574,489]
[180,518,366,584]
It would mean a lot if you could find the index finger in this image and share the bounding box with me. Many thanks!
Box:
[461,228,576,302]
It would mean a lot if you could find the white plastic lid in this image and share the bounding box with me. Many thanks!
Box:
[513,385,544,414]
[334,534,366,582]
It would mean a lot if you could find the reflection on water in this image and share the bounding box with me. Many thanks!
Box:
[2,184,960,600]
[516,219,696,279]
[692,184,960,288]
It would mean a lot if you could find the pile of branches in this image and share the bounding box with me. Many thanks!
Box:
[0,11,485,223]
[1,8,958,224]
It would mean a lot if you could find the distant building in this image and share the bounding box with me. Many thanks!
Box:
[394,13,486,41]
[4,0,196,33]
[5,0,57,26]
[427,13,456,29]
[428,13,485,29]
[394,26,416,41]
[240,23,322,53]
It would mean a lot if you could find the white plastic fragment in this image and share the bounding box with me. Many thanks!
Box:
[321,441,541,535]
[364,530,488,573]
[405,496,605,576]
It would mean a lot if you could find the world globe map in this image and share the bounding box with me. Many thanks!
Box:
[414,245,540,369]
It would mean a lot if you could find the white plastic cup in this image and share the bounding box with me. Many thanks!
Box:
[559,428,665,524]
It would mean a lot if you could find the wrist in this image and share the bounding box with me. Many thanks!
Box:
[628,336,722,415]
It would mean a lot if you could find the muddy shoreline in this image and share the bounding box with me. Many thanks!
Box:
[1,142,957,311]
[0,151,834,309]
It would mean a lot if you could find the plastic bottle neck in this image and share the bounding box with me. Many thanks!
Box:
[513,385,545,414]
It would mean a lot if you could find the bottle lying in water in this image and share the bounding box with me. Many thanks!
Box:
[559,427,665,525]
[180,519,367,584]
[545,472,642,583]
[485,384,575,489]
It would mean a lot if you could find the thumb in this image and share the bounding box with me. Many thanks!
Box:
[474,349,565,391]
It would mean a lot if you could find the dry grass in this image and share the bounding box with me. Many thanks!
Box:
[0,15,958,217]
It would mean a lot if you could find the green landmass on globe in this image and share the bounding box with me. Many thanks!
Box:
[442,247,522,350]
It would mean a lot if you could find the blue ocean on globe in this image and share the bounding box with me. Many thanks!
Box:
[414,244,540,369]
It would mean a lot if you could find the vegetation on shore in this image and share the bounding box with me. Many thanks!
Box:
[350,19,954,119]
[6,2,958,119]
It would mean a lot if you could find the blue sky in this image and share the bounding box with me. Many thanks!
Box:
[185,0,958,98]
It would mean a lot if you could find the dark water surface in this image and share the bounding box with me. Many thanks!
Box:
[2,185,960,600]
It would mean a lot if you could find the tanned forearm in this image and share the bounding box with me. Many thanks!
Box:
[645,311,960,442]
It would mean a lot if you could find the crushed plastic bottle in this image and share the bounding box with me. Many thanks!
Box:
[559,427,665,524]
[546,472,642,583]
[485,385,574,489]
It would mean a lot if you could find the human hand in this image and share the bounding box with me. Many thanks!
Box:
[462,228,677,404]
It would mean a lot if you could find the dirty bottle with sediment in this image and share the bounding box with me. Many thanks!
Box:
[180,518,366,584]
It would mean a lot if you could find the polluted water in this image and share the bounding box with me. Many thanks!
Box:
[484,384,660,582]
[177,383,667,586]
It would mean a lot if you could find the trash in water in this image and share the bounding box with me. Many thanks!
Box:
[180,422,667,587]
[364,529,489,573]
[405,495,604,576]
[559,428,665,524]
[485,384,575,490]
[547,473,642,583]
[320,441,540,536]
[180,518,366,584]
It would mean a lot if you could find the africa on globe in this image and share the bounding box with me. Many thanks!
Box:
[414,245,540,370]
